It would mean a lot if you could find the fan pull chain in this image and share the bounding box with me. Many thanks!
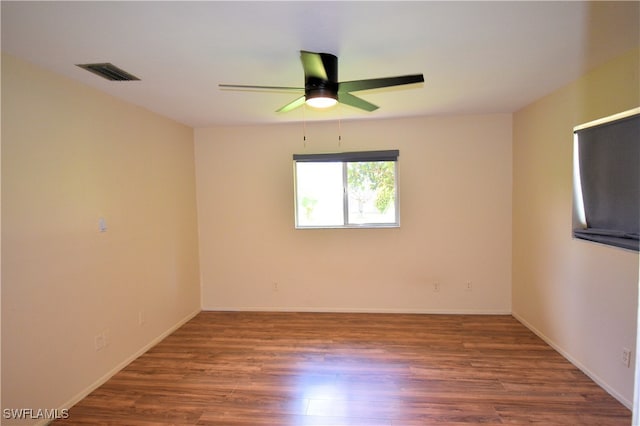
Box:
[337,105,343,146]
[303,105,307,146]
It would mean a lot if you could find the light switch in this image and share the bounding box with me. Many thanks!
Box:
[98,217,107,232]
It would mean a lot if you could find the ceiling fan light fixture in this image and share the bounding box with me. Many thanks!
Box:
[305,96,338,109]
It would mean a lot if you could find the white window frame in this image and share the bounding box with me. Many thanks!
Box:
[293,150,400,229]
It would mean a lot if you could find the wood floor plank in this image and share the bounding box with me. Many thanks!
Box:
[53,312,631,425]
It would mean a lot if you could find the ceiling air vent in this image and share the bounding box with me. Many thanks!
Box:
[76,63,140,81]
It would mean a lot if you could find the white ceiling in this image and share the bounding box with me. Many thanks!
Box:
[2,1,638,127]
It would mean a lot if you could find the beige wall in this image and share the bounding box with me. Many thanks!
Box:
[195,114,512,314]
[512,47,640,407]
[1,55,201,423]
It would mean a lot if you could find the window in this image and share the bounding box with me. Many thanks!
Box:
[293,150,399,229]
[572,108,639,251]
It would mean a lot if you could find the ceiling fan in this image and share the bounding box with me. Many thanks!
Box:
[219,50,424,113]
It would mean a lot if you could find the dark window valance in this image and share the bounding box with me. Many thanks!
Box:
[293,150,399,163]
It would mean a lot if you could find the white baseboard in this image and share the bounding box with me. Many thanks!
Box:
[202,306,512,315]
[42,308,201,426]
[512,311,632,409]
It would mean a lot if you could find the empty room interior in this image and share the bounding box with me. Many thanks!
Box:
[2,1,639,425]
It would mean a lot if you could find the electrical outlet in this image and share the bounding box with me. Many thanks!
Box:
[433,282,440,292]
[138,311,146,326]
[622,348,632,368]
[465,281,473,291]
[273,282,279,292]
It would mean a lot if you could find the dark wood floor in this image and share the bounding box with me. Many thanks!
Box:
[54,312,631,425]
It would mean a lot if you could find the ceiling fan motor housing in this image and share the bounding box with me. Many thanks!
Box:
[305,80,338,100]
[305,52,339,101]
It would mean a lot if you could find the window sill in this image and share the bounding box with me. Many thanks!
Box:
[296,224,400,230]
[573,229,639,252]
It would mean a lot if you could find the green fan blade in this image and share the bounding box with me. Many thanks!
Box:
[338,92,379,112]
[277,95,306,113]
[339,74,424,93]
[300,51,328,80]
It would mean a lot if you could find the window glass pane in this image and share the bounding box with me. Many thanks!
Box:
[295,162,344,227]
[347,161,397,225]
